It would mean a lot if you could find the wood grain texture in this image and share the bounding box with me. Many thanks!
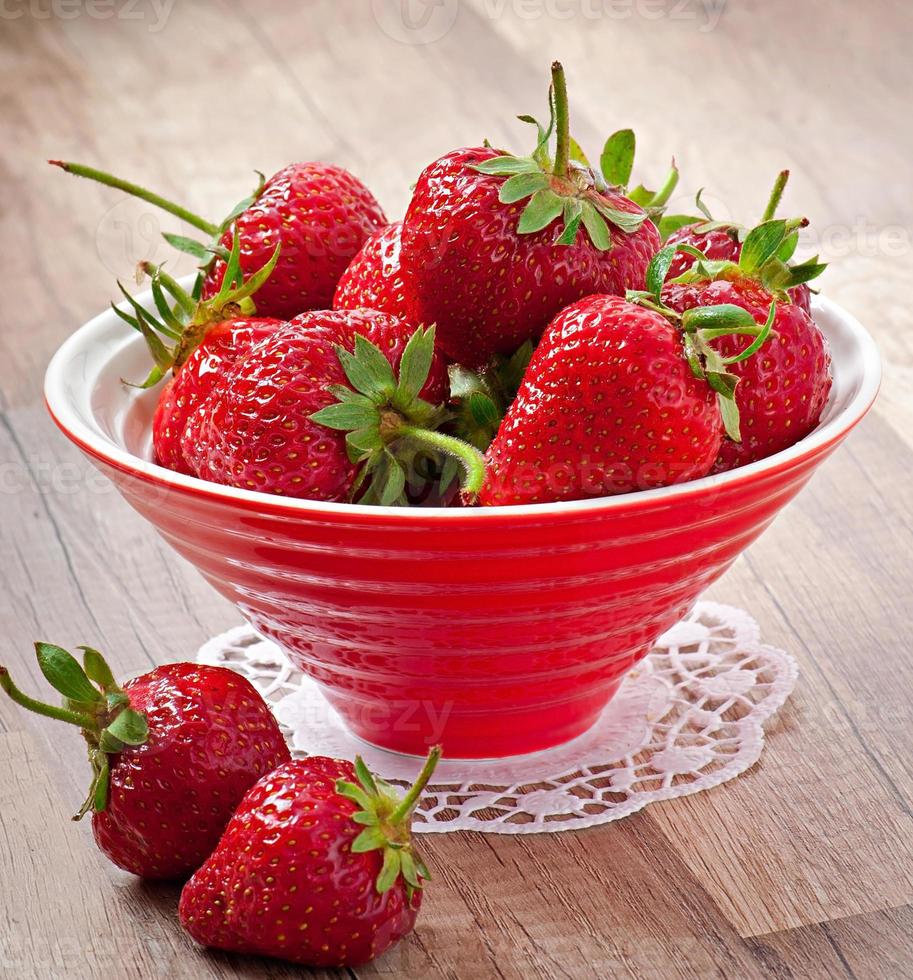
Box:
[1,1,911,977]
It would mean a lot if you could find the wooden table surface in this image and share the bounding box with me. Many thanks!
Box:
[2,1,912,977]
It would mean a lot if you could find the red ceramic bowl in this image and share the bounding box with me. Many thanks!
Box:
[45,293,880,758]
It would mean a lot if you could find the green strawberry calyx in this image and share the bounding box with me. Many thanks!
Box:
[336,746,441,898]
[628,242,778,443]
[447,340,534,453]
[471,62,674,252]
[113,226,280,389]
[669,214,827,300]
[0,644,149,819]
[310,325,487,506]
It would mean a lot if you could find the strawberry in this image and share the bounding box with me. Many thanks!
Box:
[0,644,289,879]
[333,221,413,322]
[153,316,281,473]
[179,748,441,968]
[398,62,661,367]
[662,172,823,314]
[661,276,831,474]
[182,312,483,506]
[478,295,731,505]
[114,232,285,475]
[51,159,387,320]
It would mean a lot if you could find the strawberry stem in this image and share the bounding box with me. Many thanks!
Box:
[0,666,97,729]
[761,169,789,222]
[397,426,487,498]
[550,61,571,179]
[389,746,442,825]
[49,160,219,237]
[647,164,680,211]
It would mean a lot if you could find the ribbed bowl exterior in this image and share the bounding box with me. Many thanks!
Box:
[99,445,827,758]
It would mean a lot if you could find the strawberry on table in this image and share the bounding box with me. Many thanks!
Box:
[183,311,482,505]
[333,221,414,323]
[0,644,289,879]
[179,748,441,968]
[51,159,387,320]
[398,62,661,367]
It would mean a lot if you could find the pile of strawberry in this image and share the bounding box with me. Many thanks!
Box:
[56,62,830,506]
[1,644,439,967]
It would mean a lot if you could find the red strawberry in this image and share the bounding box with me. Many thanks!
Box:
[116,235,285,475]
[479,295,725,505]
[662,276,831,472]
[203,164,387,318]
[182,312,482,506]
[398,63,660,367]
[153,317,281,473]
[663,172,821,313]
[51,160,387,320]
[179,748,440,968]
[333,221,413,322]
[0,644,289,879]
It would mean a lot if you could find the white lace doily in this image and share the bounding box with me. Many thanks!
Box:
[198,601,797,834]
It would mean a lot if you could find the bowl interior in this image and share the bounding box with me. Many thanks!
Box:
[47,292,881,517]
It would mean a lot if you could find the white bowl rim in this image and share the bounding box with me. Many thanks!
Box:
[45,292,882,521]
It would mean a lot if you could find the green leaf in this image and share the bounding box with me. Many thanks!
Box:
[568,137,590,168]
[79,647,118,691]
[351,827,386,853]
[468,392,500,428]
[590,197,648,234]
[717,386,742,442]
[645,244,679,302]
[627,184,654,207]
[784,256,827,286]
[335,337,396,400]
[517,189,564,234]
[354,756,379,795]
[162,232,209,261]
[346,427,383,456]
[378,455,406,506]
[600,129,635,188]
[739,219,787,275]
[394,326,436,407]
[148,279,184,339]
[695,188,714,221]
[310,401,380,432]
[682,304,758,334]
[498,171,549,205]
[105,707,148,746]
[34,643,102,704]
[555,198,583,246]
[351,811,379,826]
[580,202,611,251]
[400,850,420,889]
[777,230,799,262]
[472,155,540,176]
[92,757,110,813]
[336,779,373,811]
[658,213,701,240]
[376,847,402,893]
[724,301,776,364]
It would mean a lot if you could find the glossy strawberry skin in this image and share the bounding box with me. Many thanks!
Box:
[666,222,812,313]
[153,318,283,474]
[202,164,387,320]
[92,663,290,880]
[333,221,413,323]
[480,295,722,506]
[399,146,661,367]
[182,310,447,500]
[179,757,420,968]
[662,277,831,473]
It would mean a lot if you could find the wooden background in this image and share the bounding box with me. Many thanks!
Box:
[2,1,912,977]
